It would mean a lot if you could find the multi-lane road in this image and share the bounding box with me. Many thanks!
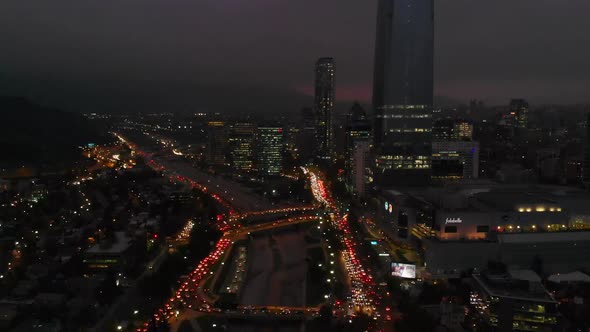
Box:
[302,167,396,331]
[115,133,394,332]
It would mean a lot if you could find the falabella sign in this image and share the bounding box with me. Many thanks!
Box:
[445,218,463,225]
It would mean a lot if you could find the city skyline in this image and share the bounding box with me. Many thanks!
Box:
[1,1,590,332]
[1,0,590,114]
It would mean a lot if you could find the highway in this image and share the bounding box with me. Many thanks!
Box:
[301,168,376,311]
[157,159,279,213]
[302,167,395,331]
[125,131,303,213]
[118,132,394,331]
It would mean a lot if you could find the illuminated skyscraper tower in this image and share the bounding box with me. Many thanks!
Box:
[584,113,590,187]
[314,57,335,160]
[372,0,434,185]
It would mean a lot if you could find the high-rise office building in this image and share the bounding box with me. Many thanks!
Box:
[351,141,372,197]
[256,126,284,176]
[298,107,316,163]
[511,99,530,130]
[433,118,474,141]
[314,57,335,160]
[228,123,256,173]
[206,120,227,166]
[372,0,434,186]
[345,103,371,191]
[584,113,590,187]
[471,271,559,331]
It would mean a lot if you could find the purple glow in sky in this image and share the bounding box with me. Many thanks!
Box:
[0,0,589,113]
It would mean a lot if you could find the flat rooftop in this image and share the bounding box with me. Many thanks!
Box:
[473,271,555,303]
[383,184,590,216]
[87,232,131,254]
[499,231,590,244]
[474,191,555,211]
[548,271,590,283]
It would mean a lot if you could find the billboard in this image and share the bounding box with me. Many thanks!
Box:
[384,201,393,213]
[391,263,416,279]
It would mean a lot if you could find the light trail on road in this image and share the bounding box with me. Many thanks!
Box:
[302,167,377,315]
[137,237,232,332]
[115,134,323,332]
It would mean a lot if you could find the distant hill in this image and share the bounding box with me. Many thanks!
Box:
[0,97,109,166]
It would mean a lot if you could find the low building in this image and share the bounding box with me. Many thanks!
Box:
[435,190,568,241]
[84,232,133,272]
[375,184,590,277]
[432,141,479,181]
[470,269,559,331]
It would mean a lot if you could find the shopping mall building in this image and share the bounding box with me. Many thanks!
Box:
[375,182,590,278]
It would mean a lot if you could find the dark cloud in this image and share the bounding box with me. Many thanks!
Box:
[0,0,589,113]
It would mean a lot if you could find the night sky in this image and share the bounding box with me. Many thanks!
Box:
[1,0,589,114]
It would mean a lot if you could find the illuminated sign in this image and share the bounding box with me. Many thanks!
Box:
[370,240,378,245]
[389,204,393,213]
[391,263,416,279]
[384,202,389,211]
[445,218,463,225]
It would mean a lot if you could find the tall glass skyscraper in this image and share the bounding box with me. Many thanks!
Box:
[256,126,284,176]
[584,113,590,187]
[228,122,256,173]
[206,120,227,166]
[372,0,434,186]
[314,57,335,160]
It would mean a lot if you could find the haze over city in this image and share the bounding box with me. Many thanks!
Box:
[1,1,590,332]
[1,0,590,113]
